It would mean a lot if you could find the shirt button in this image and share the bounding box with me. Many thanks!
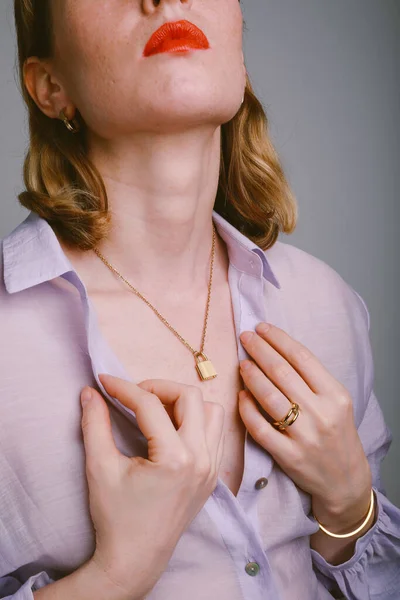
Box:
[245,561,260,576]
[255,477,268,490]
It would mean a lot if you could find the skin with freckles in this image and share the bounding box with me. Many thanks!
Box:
[23,0,374,572]
[23,0,246,294]
[50,0,244,137]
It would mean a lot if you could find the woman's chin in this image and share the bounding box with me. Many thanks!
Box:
[141,99,242,128]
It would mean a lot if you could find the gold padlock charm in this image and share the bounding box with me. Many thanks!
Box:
[194,352,217,381]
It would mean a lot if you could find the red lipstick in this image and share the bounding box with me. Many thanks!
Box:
[143,19,210,57]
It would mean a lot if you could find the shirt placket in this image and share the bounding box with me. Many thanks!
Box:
[203,256,280,600]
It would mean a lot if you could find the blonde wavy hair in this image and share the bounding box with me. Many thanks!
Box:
[13,0,297,251]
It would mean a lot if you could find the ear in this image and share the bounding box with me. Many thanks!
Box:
[23,57,75,121]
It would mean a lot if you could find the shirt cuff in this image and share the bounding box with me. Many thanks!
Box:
[1,571,54,599]
[311,487,400,599]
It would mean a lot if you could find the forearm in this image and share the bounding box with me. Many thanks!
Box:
[33,559,137,600]
[310,491,377,565]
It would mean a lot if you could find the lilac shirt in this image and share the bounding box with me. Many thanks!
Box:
[0,210,399,600]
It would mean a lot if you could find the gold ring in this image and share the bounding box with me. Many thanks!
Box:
[272,402,300,431]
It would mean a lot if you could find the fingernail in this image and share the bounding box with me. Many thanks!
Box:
[240,331,253,344]
[98,373,112,382]
[240,360,252,371]
[256,322,270,334]
[81,387,92,406]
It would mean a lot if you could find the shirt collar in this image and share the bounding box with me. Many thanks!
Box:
[2,210,281,294]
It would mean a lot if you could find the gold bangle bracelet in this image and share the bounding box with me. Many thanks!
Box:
[313,489,375,539]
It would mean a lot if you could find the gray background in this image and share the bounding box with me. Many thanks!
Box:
[1,0,399,504]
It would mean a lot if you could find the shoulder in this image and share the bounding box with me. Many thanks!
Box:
[264,238,370,331]
[263,240,373,425]
[0,237,41,323]
[0,238,47,360]
[0,236,86,371]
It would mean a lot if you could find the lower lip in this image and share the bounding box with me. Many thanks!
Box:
[145,38,209,57]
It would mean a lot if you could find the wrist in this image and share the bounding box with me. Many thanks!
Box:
[312,488,376,537]
[82,559,138,600]
[313,462,372,522]
[32,558,140,600]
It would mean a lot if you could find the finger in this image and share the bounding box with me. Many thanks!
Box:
[238,388,293,457]
[80,387,121,467]
[139,378,205,433]
[140,380,225,468]
[240,330,313,407]
[136,379,176,424]
[98,374,183,455]
[239,361,302,434]
[139,379,223,464]
[255,323,339,395]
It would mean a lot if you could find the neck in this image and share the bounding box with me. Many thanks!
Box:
[60,125,229,302]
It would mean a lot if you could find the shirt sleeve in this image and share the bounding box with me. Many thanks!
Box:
[310,288,400,600]
[0,572,55,599]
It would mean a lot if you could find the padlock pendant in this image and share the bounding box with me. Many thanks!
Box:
[194,352,217,381]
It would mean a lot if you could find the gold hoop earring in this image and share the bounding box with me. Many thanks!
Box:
[59,108,81,134]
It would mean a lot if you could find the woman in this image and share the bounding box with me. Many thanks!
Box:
[1,1,399,599]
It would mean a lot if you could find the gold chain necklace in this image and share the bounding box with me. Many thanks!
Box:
[92,224,218,381]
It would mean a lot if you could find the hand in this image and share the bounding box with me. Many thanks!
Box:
[238,322,372,529]
[79,375,225,599]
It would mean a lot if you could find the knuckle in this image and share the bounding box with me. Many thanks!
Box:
[138,391,161,411]
[262,390,282,405]
[314,409,334,432]
[252,420,270,441]
[146,392,162,405]
[288,445,304,467]
[293,344,313,364]
[270,361,292,381]
[315,410,343,438]
[166,450,194,473]
[245,335,257,353]
[317,414,332,432]
[293,445,306,463]
[336,391,352,410]
[303,432,321,452]
[193,455,212,479]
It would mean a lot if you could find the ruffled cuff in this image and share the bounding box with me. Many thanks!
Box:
[0,571,54,599]
[311,487,400,600]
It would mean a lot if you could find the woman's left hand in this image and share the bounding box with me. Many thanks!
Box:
[238,322,372,528]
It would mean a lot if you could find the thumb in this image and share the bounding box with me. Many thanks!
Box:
[80,387,120,468]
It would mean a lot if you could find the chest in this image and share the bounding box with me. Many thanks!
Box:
[89,285,248,497]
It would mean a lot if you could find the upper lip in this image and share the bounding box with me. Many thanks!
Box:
[143,19,210,56]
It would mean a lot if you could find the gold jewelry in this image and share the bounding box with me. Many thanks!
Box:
[313,489,375,539]
[59,108,81,134]
[92,225,218,381]
[272,402,300,431]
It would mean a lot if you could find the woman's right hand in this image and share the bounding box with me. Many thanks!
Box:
[79,374,225,600]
